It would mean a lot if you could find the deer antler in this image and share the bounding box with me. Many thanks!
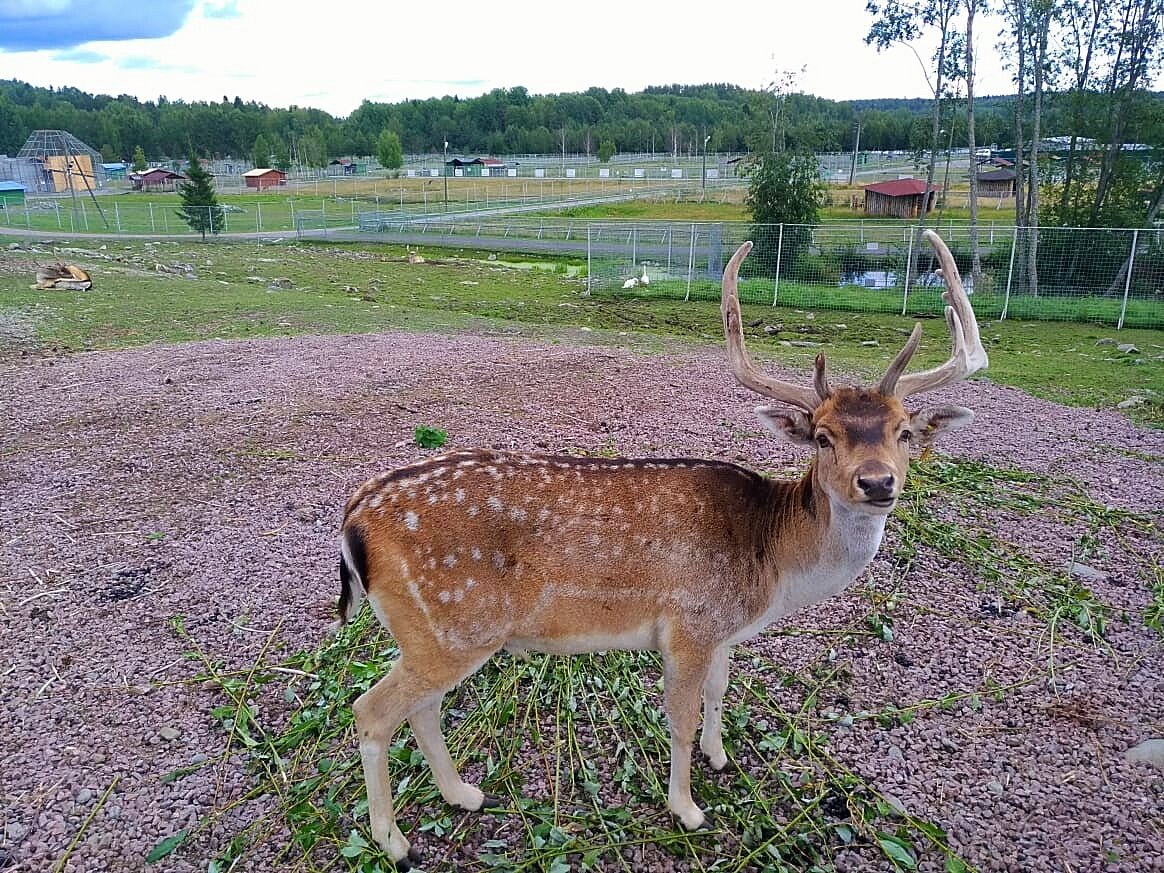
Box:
[721,241,825,412]
[880,230,989,398]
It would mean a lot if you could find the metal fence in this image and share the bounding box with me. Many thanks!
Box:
[584,222,1163,330]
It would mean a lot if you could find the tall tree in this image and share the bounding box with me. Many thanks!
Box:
[744,150,828,276]
[176,151,224,242]
[131,144,147,172]
[376,129,403,171]
[965,0,984,281]
[866,0,962,231]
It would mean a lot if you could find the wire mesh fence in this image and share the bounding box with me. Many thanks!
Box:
[585,222,1164,330]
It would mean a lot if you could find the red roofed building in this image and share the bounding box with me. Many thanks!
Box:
[863,179,938,218]
[243,167,287,189]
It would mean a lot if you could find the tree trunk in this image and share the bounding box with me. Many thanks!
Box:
[1009,0,1028,291]
[966,0,981,281]
[1027,7,1050,299]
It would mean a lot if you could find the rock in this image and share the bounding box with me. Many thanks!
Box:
[887,745,904,761]
[882,792,908,816]
[268,277,293,290]
[782,340,822,348]
[1117,397,1145,409]
[748,318,763,328]
[1117,343,1140,354]
[1066,562,1109,584]
[1095,338,1116,346]
[76,788,93,804]
[158,725,181,742]
[1124,738,1164,770]
[986,779,1005,795]
[860,340,880,347]
[4,822,26,840]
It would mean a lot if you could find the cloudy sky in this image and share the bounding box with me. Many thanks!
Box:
[0,0,1144,118]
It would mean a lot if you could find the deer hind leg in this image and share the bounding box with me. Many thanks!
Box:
[661,638,713,831]
[409,699,498,811]
[699,645,731,771]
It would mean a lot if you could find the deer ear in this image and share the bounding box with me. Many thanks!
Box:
[755,405,815,446]
[910,405,975,445]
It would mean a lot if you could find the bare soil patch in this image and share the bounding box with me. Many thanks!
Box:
[1,330,1161,872]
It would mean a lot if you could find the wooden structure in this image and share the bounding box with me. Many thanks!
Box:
[444,156,507,177]
[863,179,937,218]
[0,180,26,205]
[130,168,185,191]
[976,168,1017,197]
[243,167,287,189]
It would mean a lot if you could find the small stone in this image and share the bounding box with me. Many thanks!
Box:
[987,780,1005,795]
[1125,738,1164,770]
[5,822,26,840]
[75,788,93,804]
[887,745,904,761]
[882,792,908,815]
[158,726,181,742]
[1067,562,1109,584]
[838,714,854,729]
[860,340,880,347]
[1117,397,1145,409]
[1117,343,1140,354]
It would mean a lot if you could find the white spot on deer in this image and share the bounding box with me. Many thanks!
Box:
[454,488,466,503]
[471,547,482,561]
[485,466,503,481]
[492,551,506,571]
[458,460,478,468]
[536,508,551,524]
[509,506,528,523]
[486,496,504,513]
[468,505,480,517]
[453,469,465,480]
[443,553,458,568]
[438,590,451,603]
[465,577,477,589]
[368,494,383,510]
[453,588,465,603]
[403,511,420,532]
[399,559,412,579]
[427,492,440,505]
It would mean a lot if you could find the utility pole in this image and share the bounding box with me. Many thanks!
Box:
[848,120,862,186]
[702,132,710,190]
[442,139,448,209]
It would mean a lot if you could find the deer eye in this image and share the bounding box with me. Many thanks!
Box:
[899,430,913,443]
[815,433,832,449]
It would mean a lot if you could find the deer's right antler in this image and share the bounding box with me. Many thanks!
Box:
[721,241,826,413]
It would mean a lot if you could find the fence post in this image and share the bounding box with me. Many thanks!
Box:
[901,226,917,316]
[1117,228,1138,330]
[586,224,591,295]
[685,223,696,302]
[1002,228,1017,321]
[256,201,262,233]
[208,205,215,236]
[114,203,121,234]
[772,223,784,306]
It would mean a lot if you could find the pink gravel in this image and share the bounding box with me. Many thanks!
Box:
[1,329,1161,872]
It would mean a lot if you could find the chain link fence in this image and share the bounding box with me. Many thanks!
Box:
[585,222,1164,330]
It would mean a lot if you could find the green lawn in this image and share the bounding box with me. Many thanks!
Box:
[1,236,1160,425]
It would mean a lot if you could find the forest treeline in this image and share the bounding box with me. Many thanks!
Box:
[3,77,1160,167]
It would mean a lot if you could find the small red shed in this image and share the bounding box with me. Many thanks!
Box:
[863,179,938,218]
[244,168,287,190]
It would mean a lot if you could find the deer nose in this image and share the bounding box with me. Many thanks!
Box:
[855,468,897,501]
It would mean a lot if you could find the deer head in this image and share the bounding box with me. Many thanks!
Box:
[720,230,987,514]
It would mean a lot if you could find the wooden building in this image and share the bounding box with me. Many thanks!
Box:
[130,168,185,191]
[976,168,1017,197]
[863,179,938,218]
[243,167,287,189]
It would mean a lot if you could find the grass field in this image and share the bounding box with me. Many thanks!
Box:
[1,236,1160,425]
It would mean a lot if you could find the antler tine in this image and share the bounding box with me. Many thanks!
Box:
[721,241,823,413]
[813,353,832,400]
[892,230,989,399]
[877,322,923,395]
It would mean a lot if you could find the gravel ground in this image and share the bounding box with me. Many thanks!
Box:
[1,329,1162,872]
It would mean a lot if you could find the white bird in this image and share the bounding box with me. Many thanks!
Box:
[622,276,639,289]
[639,266,650,286]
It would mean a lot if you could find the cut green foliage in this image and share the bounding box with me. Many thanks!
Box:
[413,425,447,449]
[146,829,188,864]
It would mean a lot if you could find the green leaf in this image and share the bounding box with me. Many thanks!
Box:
[878,836,917,869]
[146,830,188,863]
[945,858,969,873]
[414,426,447,449]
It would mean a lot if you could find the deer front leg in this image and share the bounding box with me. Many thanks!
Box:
[661,640,712,830]
[699,645,731,770]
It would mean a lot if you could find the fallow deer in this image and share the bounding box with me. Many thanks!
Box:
[336,229,987,868]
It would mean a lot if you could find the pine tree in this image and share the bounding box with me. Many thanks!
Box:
[131,145,147,171]
[176,152,224,241]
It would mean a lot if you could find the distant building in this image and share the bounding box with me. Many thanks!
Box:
[130,168,185,191]
[976,168,1017,197]
[0,180,26,205]
[243,167,287,189]
[863,179,938,218]
[444,156,508,177]
[102,162,128,180]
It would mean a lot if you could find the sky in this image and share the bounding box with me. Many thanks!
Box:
[0,0,1146,119]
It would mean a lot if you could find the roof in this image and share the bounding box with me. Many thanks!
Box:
[977,168,1017,181]
[132,168,183,179]
[864,179,936,197]
[244,167,285,177]
[0,180,25,191]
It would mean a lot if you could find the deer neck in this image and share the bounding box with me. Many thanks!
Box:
[764,462,888,617]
